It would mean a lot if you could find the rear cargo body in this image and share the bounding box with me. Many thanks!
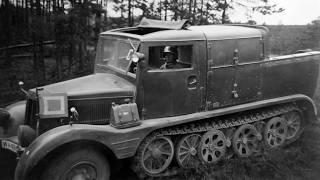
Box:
[262,52,319,99]
[207,51,320,111]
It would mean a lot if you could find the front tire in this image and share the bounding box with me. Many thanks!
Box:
[41,147,110,180]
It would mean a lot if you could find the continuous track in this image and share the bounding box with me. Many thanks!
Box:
[132,103,302,178]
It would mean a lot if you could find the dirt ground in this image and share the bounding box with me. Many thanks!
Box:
[1,122,320,180]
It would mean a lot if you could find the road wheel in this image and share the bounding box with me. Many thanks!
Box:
[264,117,288,148]
[41,147,110,180]
[198,129,227,164]
[282,110,303,142]
[140,136,174,175]
[176,134,201,168]
[232,124,260,157]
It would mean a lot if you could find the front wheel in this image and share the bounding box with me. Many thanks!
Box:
[41,147,110,180]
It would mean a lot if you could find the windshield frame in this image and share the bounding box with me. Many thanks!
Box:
[95,35,140,77]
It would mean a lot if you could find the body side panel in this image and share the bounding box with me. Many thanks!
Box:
[261,53,320,99]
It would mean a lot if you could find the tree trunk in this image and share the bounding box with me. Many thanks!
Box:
[193,0,196,22]
[188,0,192,19]
[56,46,63,80]
[68,42,74,75]
[128,0,132,26]
[32,33,38,82]
[164,0,168,21]
[221,0,228,24]
[159,0,162,20]
[3,0,12,67]
[35,0,45,84]
[78,42,84,71]
[200,0,203,24]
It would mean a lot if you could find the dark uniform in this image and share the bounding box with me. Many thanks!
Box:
[160,62,187,69]
[160,46,185,70]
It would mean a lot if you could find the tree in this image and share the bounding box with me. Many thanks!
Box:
[306,18,320,49]
[215,0,284,24]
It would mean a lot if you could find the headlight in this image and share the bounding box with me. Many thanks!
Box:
[39,93,68,118]
[18,125,36,147]
[0,108,10,128]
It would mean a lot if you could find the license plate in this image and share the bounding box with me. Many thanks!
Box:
[1,140,19,153]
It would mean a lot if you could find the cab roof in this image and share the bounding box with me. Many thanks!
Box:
[100,18,268,42]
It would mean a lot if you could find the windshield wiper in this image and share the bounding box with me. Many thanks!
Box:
[128,39,137,52]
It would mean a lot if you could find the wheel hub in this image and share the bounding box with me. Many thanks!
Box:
[269,129,276,137]
[151,148,162,158]
[189,147,197,155]
[72,173,89,180]
[242,137,248,145]
[208,144,216,151]
[67,163,97,180]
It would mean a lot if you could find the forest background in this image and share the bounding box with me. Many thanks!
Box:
[0,0,320,106]
[1,1,320,180]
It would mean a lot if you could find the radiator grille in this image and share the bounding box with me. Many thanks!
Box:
[72,100,111,124]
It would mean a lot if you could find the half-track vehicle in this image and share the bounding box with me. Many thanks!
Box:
[1,18,320,180]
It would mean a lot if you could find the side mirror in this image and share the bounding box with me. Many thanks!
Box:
[131,52,145,63]
[18,81,29,97]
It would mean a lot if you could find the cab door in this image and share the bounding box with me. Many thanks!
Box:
[140,42,206,119]
[206,40,237,110]
[233,37,264,104]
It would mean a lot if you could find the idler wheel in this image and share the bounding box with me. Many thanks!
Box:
[282,111,302,141]
[175,134,201,168]
[140,136,174,175]
[232,124,259,157]
[264,117,288,148]
[198,129,227,164]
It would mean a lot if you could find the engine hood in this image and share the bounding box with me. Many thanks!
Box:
[33,73,135,99]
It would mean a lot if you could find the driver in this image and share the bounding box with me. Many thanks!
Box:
[160,46,184,69]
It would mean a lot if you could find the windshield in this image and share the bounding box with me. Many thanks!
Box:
[98,37,139,72]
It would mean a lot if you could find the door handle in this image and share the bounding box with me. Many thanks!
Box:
[189,79,197,85]
[187,75,198,89]
[232,90,239,98]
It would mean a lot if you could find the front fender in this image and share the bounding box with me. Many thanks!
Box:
[15,124,154,180]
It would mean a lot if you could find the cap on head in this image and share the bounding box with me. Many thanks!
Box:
[163,46,177,54]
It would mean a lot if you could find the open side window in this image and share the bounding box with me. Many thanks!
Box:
[148,45,193,69]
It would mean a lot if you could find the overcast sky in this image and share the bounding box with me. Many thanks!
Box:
[230,0,320,25]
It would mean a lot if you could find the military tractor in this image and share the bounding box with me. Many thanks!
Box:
[1,18,320,180]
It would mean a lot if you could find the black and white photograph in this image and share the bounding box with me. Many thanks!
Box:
[0,0,320,179]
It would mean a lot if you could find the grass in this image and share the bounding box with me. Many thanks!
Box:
[149,122,320,180]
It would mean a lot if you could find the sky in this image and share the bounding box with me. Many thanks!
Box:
[230,0,320,25]
[1,0,319,25]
